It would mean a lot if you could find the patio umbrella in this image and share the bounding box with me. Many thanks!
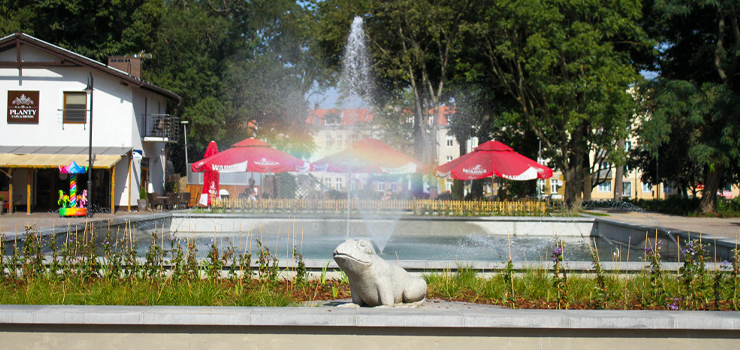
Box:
[198,141,220,206]
[191,138,310,174]
[311,138,429,174]
[311,138,428,238]
[192,138,311,201]
[434,140,552,181]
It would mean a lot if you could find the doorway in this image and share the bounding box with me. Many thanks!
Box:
[35,169,66,212]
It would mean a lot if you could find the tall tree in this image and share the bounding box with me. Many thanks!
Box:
[316,0,470,164]
[0,0,164,62]
[639,0,740,212]
[470,0,647,206]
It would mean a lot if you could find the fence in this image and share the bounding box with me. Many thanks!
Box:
[206,198,548,216]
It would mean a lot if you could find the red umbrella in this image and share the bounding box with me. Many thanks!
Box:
[191,138,310,174]
[311,138,429,174]
[199,141,220,206]
[434,140,552,180]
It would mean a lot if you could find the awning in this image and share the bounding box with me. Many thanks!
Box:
[0,153,122,169]
[0,146,130,169]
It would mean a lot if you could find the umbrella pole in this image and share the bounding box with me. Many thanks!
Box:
[491,174,495,201]
[346,172,351,237]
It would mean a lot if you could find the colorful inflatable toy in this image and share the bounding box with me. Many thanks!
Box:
[58,161,88,217]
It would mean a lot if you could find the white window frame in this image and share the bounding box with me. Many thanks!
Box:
[664,182,673,194]
[622,181,632,197]
[335,178,342,191]
[642,183,652,193]
[325,133,333,148]
[597,181,612,192]
[446,179,453,192]
[446,156,453,162]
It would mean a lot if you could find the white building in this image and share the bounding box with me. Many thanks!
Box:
[0,33,180,213]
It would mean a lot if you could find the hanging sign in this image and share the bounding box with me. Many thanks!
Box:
[7,91,40,124]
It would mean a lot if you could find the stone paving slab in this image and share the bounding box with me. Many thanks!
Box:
[0,304,738,330]
[589,210,740,241]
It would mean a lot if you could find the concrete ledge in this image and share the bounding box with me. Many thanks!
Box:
[1,305,739,331]
[1,305,738,349]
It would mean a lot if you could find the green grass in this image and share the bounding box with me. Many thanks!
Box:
[582,210,610,216]
[423,265,739,310]
[0,277,297,306]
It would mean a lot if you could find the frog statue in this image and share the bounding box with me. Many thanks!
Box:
[333,239,427,307]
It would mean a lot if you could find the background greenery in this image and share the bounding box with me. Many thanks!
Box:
[1,0,739,214]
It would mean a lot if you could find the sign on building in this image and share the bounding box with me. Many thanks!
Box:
[7,91,39,124]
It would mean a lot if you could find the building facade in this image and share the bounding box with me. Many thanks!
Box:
[0,33,180,213]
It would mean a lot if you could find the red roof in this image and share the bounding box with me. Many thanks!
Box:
[307,106,455,126]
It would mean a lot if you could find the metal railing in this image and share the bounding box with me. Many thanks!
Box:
[207,198,548,216]
[143,114,179,142]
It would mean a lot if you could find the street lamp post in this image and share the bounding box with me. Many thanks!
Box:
[85,73,94,217]
[181,121,189,174]
[537,137,542,199]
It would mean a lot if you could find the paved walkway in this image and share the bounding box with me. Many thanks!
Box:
[588,209,740,241]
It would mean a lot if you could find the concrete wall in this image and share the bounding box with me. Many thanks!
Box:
[0,305,737,350]
[169,215,596,238]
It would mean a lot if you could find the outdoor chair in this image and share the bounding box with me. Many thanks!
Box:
[179,192,191,208]
[148,192,165,211]
[166,193,178,210]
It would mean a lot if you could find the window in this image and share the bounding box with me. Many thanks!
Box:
[325,134,333,148]
[391,182,397,191]
[351,178,357,191]
[597,181,612,192]
[642,183,652,193]
[0,170,9,191]
[323,177,331,189]
[623,181,632,197]
[335,178,342,191]
[446,179,453,192]
[664,182,673,194]
[446,156,453,162]
[624,140,632,151]
[336,134,343,148]
[446,135,453,147]
[551,182,559,194]
[63,92,87,123]
[599,161,611,170]
[378,182,385,191]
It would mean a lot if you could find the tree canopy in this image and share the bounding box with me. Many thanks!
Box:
[2,0,738,211]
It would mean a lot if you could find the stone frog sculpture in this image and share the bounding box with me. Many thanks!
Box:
[333,239,426,307]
